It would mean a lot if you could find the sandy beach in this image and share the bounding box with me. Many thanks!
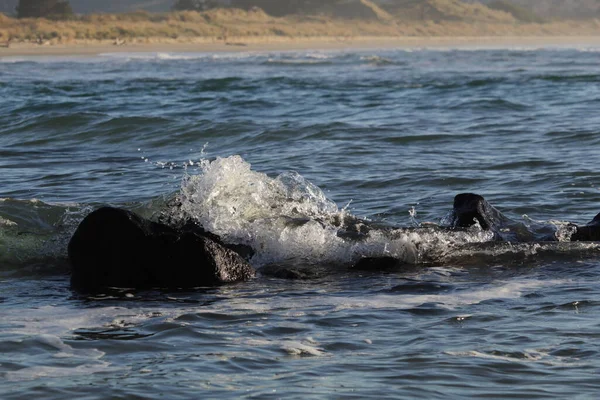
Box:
[3,35,600,57]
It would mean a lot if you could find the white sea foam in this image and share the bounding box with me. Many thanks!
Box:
[265,58,329,65]
[0,276,569,382]
[2,305,133,337]
[155,52,200,60]
[574,46,600,53]
[169,155,502,267]
[282,340,326,357]
[1,280,567,338]
[0,56,29,63]
[207,278,569,315]
[173,155,432,266]
[101,52,204,61]
[329,279,566,311]
[4,360,117,381]
[0,55,113,64]
[1,51,239,70]
[360,55,395,65]
[282,343,326,357]
[1,306,131,381]
[98,51,259,62]
[444,348,583,367]
[304,53,333,60]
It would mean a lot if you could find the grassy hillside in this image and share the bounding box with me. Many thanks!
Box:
[0,8,400,43]
[383,0,514,22]
[324,0,394,21]
[486,1,544,23]
[3,1,600,19]
[1,1,599,45]
[468,0,600,20]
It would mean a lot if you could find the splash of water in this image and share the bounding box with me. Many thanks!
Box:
[168,156,497,267]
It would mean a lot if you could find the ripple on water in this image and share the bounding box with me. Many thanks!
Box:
[2,47,600,398]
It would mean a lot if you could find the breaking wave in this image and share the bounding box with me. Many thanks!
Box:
[1,155,599,275]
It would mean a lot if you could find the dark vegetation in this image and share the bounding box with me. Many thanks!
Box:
[487,0,544,23]
[16,0,73,19]
[472,0,600,20]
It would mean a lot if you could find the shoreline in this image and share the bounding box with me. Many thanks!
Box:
[2,35,600,57]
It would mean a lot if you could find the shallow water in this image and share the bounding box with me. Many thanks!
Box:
[2,46,600,398]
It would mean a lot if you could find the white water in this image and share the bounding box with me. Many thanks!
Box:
[169,156,497,267]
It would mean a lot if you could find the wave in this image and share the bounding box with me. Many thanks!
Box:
[162,156,599,267]
[450,98,529,111]
[2,155,599,278]
[360,55,398,66]
[0,199,78,274]
[0,56,87,64]
[98,51,338,65]
[0,51,262,66]
[100,52,231,62]
[534,74,600,83]
[263,59,334,66]
[575,46,600,53]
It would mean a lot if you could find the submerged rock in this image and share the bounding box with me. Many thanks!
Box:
[258,264,322,280]
[68,207,255,292]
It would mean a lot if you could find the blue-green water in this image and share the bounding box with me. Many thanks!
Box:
[2,46,600,398]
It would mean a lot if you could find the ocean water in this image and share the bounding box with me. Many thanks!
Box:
[2,45,600,398]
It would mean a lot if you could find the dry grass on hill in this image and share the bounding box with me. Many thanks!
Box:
[0,8,396,43]
[387,0,515,22]
[0,4,599,45]
[320,0,394,22]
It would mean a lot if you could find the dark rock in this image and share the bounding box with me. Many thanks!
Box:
[155,196,255,260]
[450,193,546,242]
[570,213,600,241]
[258,264,321,280]
[452,193,600,243]
[68,207,255,292]
[177,219,255,260]
[452,193,502,230]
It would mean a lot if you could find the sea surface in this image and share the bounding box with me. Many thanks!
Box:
[1,45,600,398]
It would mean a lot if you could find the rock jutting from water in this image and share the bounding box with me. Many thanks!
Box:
[68,207,255,292]
[67,193,600,289]
[349,193,600,270]
[449,193,600,242]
